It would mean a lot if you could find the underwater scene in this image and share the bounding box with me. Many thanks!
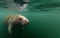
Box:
[0,0,60,38]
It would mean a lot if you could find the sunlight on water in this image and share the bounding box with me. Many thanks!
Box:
[0,0,30,12]
[8,3,29,12]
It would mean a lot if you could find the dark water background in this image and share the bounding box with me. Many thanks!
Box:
[0,0,60,38]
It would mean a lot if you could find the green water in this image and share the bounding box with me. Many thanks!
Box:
[0,8,60,38]
[1,0,60,38]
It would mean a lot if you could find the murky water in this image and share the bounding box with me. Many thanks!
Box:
[0,0,60,38]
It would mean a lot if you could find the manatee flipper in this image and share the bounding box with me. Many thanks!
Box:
[8,24,13,34]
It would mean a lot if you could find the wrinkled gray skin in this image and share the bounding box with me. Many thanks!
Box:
[6,15,29,34]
